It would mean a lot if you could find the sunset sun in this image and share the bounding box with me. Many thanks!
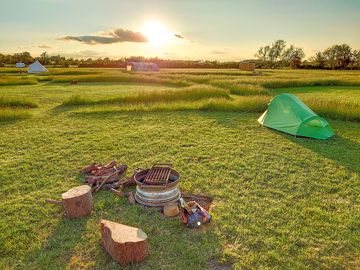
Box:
[142,21,172,46]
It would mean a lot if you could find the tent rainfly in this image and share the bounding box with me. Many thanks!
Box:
[258,93,335,139]
[15,62,25,68]
[28,60,48,74]
[126,62,159,72]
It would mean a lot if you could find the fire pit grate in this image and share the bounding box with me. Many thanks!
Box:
[144,164,172,185]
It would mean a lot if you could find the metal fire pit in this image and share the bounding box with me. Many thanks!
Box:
[134,164,181,207]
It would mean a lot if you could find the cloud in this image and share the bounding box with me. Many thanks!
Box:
[210,50,228,55]
[174,33,184,39]
[38,45,52,49]
[59,50,103,58]
[59,28,148,45]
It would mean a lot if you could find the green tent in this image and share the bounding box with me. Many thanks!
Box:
[258,93,335,139]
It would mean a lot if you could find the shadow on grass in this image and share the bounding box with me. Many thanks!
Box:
[280,132,360,173]
[51,104,82,115]
[25,216,89,268]
[0,116,32,126]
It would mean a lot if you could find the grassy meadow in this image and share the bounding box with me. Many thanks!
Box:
[0,68,359,269]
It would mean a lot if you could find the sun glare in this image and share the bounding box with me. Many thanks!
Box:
[142,21,172,47]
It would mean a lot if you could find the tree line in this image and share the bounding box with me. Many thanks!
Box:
[255,40,360,69]
[1,42,360,69]
[0,52,238,69]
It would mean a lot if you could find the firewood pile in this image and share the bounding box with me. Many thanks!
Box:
[80,161,136,192]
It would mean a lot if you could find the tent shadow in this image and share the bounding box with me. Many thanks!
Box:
[25,216,89,268]
[279,132,360,173]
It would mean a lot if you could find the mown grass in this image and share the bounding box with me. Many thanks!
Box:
[62,85,230,106]
[0,69,360,269]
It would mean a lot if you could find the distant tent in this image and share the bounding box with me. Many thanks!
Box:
[258,93,335,139]
[126,62,159,72]
[28,60,48,74]
[15,62,25,68]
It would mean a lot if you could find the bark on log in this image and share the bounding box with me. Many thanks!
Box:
[100,220,149,265]
[46,185,93,218]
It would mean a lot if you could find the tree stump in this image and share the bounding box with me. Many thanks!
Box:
[46,185,93,218]
[100,219,149,265]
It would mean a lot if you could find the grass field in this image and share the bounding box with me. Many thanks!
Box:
[0,68,359,269]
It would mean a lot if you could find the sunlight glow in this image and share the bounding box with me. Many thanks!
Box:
[142,21,172,47]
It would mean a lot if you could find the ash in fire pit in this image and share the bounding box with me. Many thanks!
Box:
[134,164,181,207]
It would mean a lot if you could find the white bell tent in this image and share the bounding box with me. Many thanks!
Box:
[28,60,48,74]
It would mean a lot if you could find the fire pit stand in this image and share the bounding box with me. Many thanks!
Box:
[134,164,181,207]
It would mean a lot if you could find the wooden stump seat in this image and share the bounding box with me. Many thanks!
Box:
[100,219,149,265]
[46,185,93,218]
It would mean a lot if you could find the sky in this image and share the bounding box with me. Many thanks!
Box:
[1,0,360,61]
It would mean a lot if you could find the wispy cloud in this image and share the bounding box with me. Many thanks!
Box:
[59,50,103,58]
[59,28,148,45]
[210,50,228,55]
[174,33,184,39]
[38,45,51,49]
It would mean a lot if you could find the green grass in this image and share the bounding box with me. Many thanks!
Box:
[62,85,230,106]
[0,96,38,108]
[303,96,360,122]
[0,108,31,121]
[200,95,270,112]
[0,76,38,86]
[0,68,359,269]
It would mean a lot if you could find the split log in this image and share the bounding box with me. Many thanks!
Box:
[46,185,93,218]
[119,168,142,187]
[80,163,99,174]
[109,188,128,197]
[100,220,149,265]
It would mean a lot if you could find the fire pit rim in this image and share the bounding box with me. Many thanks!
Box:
[134,168,180,188]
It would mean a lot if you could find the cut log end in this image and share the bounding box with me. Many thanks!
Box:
[100,219,149,265]
[61,185,93,218]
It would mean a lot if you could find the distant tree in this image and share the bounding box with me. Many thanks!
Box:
[352,50,360,69]
[39,52,50,65]
[334,44,352,69]
[310,52,327,69]
[255,45,270,63]
[255,40,304,68]
[268,40,286,67]
[322,44,353,69]
[323,46,337,69]
[281,45,305,68]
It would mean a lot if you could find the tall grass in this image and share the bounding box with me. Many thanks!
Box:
[0,96,38,108]
[262,79,360,89]
[62,85,230,106]
[0,108,31,121]
[210,80,270,95]
[52,74,190,87]
[303,96,360,122]
[66,96,270,114]
[200,96,270,112]
[0,77,38,86]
